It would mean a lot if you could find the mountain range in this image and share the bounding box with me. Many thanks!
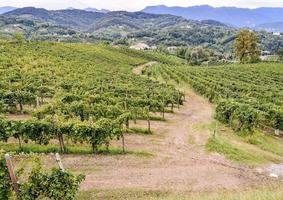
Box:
[1,5,283,32]
[0,6,110,15]
[4,7,105,30]
[142,5,283,31]
[2,7,230,32]
[84,7,110,13]
[0,7,282,54]
[0,6,17,14]
[255,22,283,32]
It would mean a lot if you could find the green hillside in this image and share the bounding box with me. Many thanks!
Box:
[4,7,105,30]
[1,7,282,54]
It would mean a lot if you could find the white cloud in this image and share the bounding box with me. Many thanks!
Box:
[0,0,282,10]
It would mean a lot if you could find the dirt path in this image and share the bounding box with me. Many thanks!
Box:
[57,89,269,193]
[132,61,158,75]
[40,63,271,193]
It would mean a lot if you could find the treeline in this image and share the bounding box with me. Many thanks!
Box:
[155,30,283,65]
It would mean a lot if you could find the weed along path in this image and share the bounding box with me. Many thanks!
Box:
[72,89,269,193]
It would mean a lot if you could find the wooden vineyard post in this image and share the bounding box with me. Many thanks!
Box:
[5,154,20,195]
[124,90,129,129]
[55,153,65,172]
[36,96,40,107]
[122,90,127,153]
[213,122,218,138]
[177,91,180,109]
[58,134,65,153]
[122,135,125,153]
[162,94,165,120]
[100,80,104,93]
[177,83,180,109]
[53,114,65,153]
[147,106,151,133]
[162,86,166,120]
[275,129,280,136]
[17,135,22,150]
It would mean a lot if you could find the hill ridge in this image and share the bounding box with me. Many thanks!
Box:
[142,5,283,28]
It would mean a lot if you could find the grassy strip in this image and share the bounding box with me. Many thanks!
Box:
[77,188,170,200]
[136,115,165,121]
[77,184,283,200]
[245,133,283,157]
[0,143,153,157]
[205,134,280,165]
[149,115,166,121]
[128,127,153,135]
[196,121,283,165]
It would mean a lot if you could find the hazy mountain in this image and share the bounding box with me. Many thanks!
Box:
[84,7,110,13]
[142,5,283,28]
[89,11,189,31]
[4,7,105,30]
[0,15,79,42]
[3,7,202,32]
[200,20,228,27]
[255,22,283,32]
[66,7,110,13]
[0,6,17,14]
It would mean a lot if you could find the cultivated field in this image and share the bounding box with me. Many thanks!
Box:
[1,41,283,199]
[144,63,283,133]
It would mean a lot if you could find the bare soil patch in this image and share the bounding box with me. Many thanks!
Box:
[54,90,270,193]
[8,114,32,121]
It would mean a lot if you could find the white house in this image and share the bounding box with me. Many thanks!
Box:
[272,32,281,36]
[130,43,150,50]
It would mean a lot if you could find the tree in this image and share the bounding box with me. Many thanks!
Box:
[277,48,283,61]
[185,46,213,65]
[176,47,188,59]
[234,30,260,63]
[113,38,129,46]
[156,45,169,54]
[13,33,25,43]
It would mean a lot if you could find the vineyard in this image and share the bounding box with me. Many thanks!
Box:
[143,63,283,134]
[1,40,283,199]
[0,40,184,153]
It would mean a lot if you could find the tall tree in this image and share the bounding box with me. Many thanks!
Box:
[185,46,213,65]
[277,48,283,61]
[234,30,260,63]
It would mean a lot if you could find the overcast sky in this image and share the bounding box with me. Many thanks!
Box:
[1,0,283,11]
